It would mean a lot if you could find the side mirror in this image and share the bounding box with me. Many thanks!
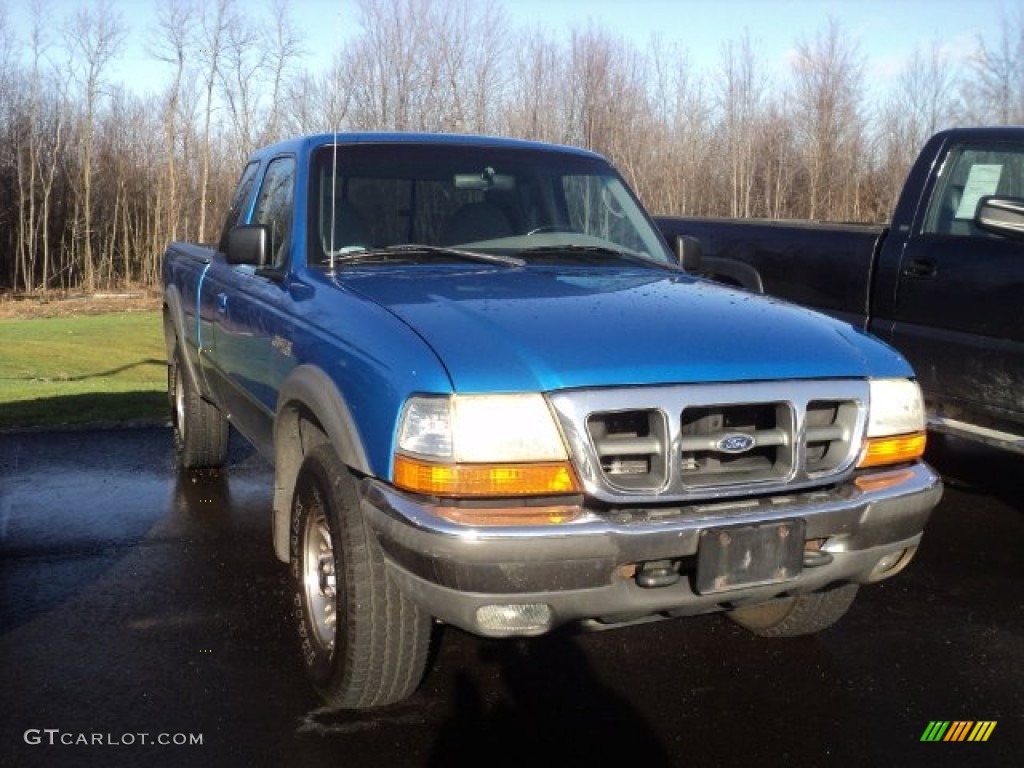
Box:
[975,195,1024,240]
[226,224,269,266]
[674,234,704,272]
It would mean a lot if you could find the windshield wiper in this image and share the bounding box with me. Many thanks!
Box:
[325,244,525,268]
[519,244,675,269]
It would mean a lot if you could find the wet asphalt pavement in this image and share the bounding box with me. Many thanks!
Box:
[0,427,1021,768]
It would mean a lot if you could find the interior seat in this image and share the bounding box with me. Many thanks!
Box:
[438,202,513,245]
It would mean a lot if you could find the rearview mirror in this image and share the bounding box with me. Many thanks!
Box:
[975,195,1024,240]
[454,167,515,191]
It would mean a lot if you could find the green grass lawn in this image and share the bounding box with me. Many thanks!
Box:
[0,312,168,429]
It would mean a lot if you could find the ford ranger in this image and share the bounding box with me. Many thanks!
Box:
[162,133,942,709]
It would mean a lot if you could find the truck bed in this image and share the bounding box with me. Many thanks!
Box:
[656,216,884,328]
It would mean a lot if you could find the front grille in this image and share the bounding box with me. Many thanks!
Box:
[587,409,667,490]
[679,402,792,487]
[548,380,867,504]
[805,400,858,474]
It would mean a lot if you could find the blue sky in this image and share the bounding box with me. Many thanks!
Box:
[498,0,1008,84]
[6,0,1014,96]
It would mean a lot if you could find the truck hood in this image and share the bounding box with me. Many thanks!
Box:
[340,267,911,392]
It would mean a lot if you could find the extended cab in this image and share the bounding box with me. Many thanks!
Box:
[657,126,1024,454]
[162,133,942,709]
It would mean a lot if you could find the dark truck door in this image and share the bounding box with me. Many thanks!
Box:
[889,141,1024,435]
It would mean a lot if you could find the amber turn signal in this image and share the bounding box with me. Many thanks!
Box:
[433,504,583,526]
[853,469,915,492]
[857,432,927,468]
[393,454,581,497]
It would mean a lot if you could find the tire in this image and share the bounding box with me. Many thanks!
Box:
[290,442,431,709]
[169,347,228,469]
[727,583,860,638]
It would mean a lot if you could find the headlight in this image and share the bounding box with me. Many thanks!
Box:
[859,379,927,468]
[866,379,924,437]
[393,394,581,497]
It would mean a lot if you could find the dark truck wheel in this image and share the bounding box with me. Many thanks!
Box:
[169,349,228,469]
[727,583,859,637]
[290,443,431,708]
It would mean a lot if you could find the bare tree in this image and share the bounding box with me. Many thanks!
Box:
[63,0,126,291]
[502,27,566,143]
[345,0,436,130]
[0,0,1018,295]
[260,0,305,144]
[149,0,199,245]
[790,18,866,219]
[716,32,768,217]
[755,99,799,219]
[218,14,266,160]
[16,0,68,294]
[875,42,962,215]
[435,0,509,133]
[644,36,714,216]
[284,53,353,134]
[196,0,234,243]
[966,6,1024,123]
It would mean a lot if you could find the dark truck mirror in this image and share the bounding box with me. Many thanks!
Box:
[674,234,704,271]
[226,224,269,266]
[975,195,1024,240]
[672,232,765,294]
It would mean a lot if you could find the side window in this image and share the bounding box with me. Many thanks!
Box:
[923,144,1024,237]
[251,156,296,268]
[217,161,260,253]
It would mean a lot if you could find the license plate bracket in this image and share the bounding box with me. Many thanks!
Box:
[696,519,805,595]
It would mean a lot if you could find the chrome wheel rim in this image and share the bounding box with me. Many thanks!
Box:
[174,366,186,441]
[302,499,337,652]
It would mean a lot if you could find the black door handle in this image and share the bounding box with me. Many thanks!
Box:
[902,258,937,278]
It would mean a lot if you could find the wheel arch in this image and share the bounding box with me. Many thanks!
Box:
[272,365,372,562]
[162,285,203,391]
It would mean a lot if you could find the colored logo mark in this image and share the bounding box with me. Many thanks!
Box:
[921,721,997,742]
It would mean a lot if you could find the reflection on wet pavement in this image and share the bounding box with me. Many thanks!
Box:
[0,428,1021,767]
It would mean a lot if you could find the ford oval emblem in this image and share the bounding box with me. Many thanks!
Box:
[717,433,756,454]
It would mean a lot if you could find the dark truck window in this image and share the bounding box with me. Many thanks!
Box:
[923,144,1024,237]
[311,143,673,265]
[217,160,260,252]
[251,156,296,268]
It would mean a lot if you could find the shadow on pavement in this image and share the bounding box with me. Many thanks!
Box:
[427,632,673,767]
[925,432,1024,514]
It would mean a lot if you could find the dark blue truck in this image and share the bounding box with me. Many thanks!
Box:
[162,133,941,708]
[658,126,1024,455]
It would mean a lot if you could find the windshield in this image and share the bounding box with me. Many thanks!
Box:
[311,142,676,268]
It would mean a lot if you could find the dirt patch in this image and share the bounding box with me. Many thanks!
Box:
[0,292,161,320]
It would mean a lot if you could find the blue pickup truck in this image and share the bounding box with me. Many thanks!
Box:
[162,133,942,708]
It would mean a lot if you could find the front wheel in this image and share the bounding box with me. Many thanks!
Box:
[169,348,228,469]
[726,583,859,637]
[290,443,431,708]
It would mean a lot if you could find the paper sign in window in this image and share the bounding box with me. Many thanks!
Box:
[955,164,1003,219]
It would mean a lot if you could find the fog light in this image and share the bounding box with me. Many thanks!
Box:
[866,546,918,582]
[475,603,553,636]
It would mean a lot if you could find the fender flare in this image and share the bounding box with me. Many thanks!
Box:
[271,364,372,562]
[162,285,206,395]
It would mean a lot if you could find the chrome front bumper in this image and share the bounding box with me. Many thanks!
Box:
[359,463,942,637]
